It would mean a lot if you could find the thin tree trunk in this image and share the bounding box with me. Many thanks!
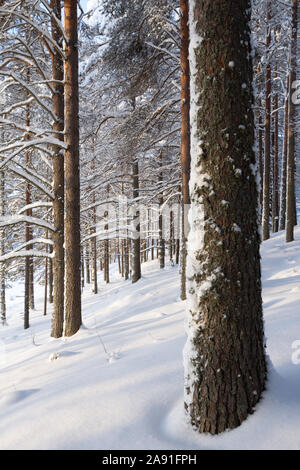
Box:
[262,0,272,241]
[24,256,30,330]
[132,160,141,282]
[0,169,6,326]
[180,0,191,299]
[158,153,165,269]
[258,112,263,211]
[43,257,48,317]
[175,238,180,265]
[272,73,279,233]
[24,93,31,328]
[25,71,35,314]
[50,0,65,338]
[121,239,125,276]
[279,73,290,230]
[169,210,174,262]
[64,0,81,336]
[92,199,98,294]
[48,248,53,304]
[85,244,90,284]
[43,228,49,316]
[81,249,84,285]
[104,210,110,284]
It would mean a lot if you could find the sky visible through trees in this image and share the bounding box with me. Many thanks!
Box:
[0,0,299,452]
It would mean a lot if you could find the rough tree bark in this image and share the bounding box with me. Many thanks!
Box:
[180,0,191,299]
[184,0,267,435]
[24,90,32,329]
[0,169,6,326]
[92,202,98,294]
[64,0,81,336]
[104,209,110,284]
[158,152,165,269]
[131,160,141,282]
[272,70,279,234]
[286,0,298,243]
[50,0,65,337]
[262,0,272,241]
[279,73,290,230]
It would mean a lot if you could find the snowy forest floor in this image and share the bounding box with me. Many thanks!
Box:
[0,228,300,450]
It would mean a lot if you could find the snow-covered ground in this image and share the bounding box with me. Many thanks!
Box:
[0,228,300,450]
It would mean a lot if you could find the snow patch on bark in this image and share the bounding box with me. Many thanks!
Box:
[183,0,206,411]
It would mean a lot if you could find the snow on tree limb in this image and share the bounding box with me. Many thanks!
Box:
[0,249,53,262]
[0,216,55,232]
[18,201,52,214]
[5,162,54,199]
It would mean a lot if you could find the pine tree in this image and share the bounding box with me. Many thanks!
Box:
[50,0,65,338]
[286,0,298,243]
[180,0,191,300]
[184,0,267,434]
[64,0,82,336]
[262,0,272,241]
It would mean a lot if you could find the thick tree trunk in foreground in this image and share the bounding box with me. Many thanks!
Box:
[184,0,266,435]
[64,0,81,336]
[180,0,191,299]
[51,0,65,337]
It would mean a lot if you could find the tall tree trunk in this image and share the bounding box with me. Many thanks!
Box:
[272,73,279,233]
[24,93,32,328]
[124,238,129,281]
[104,210,110,284]
[175,238,180,265]
[44,254,48,317]
[0,169,6,326]
[24,256,30,329]
[184,0,266,435]
[169,210,174,262]
[132,160,141,282]
[80,246,85,289]
[258,111,263,210]
[24,69,35,313]
[121,239,125,276]
[286,0,298,243]
[262,0,272,241]
[50,0,65,337]
[92,199,98,294]
[85,244,90,284]
[48,249,53,304]
[64,0,81,336]
[158,152,165,269]
[279,73,290,231]
[180,0,191,299]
